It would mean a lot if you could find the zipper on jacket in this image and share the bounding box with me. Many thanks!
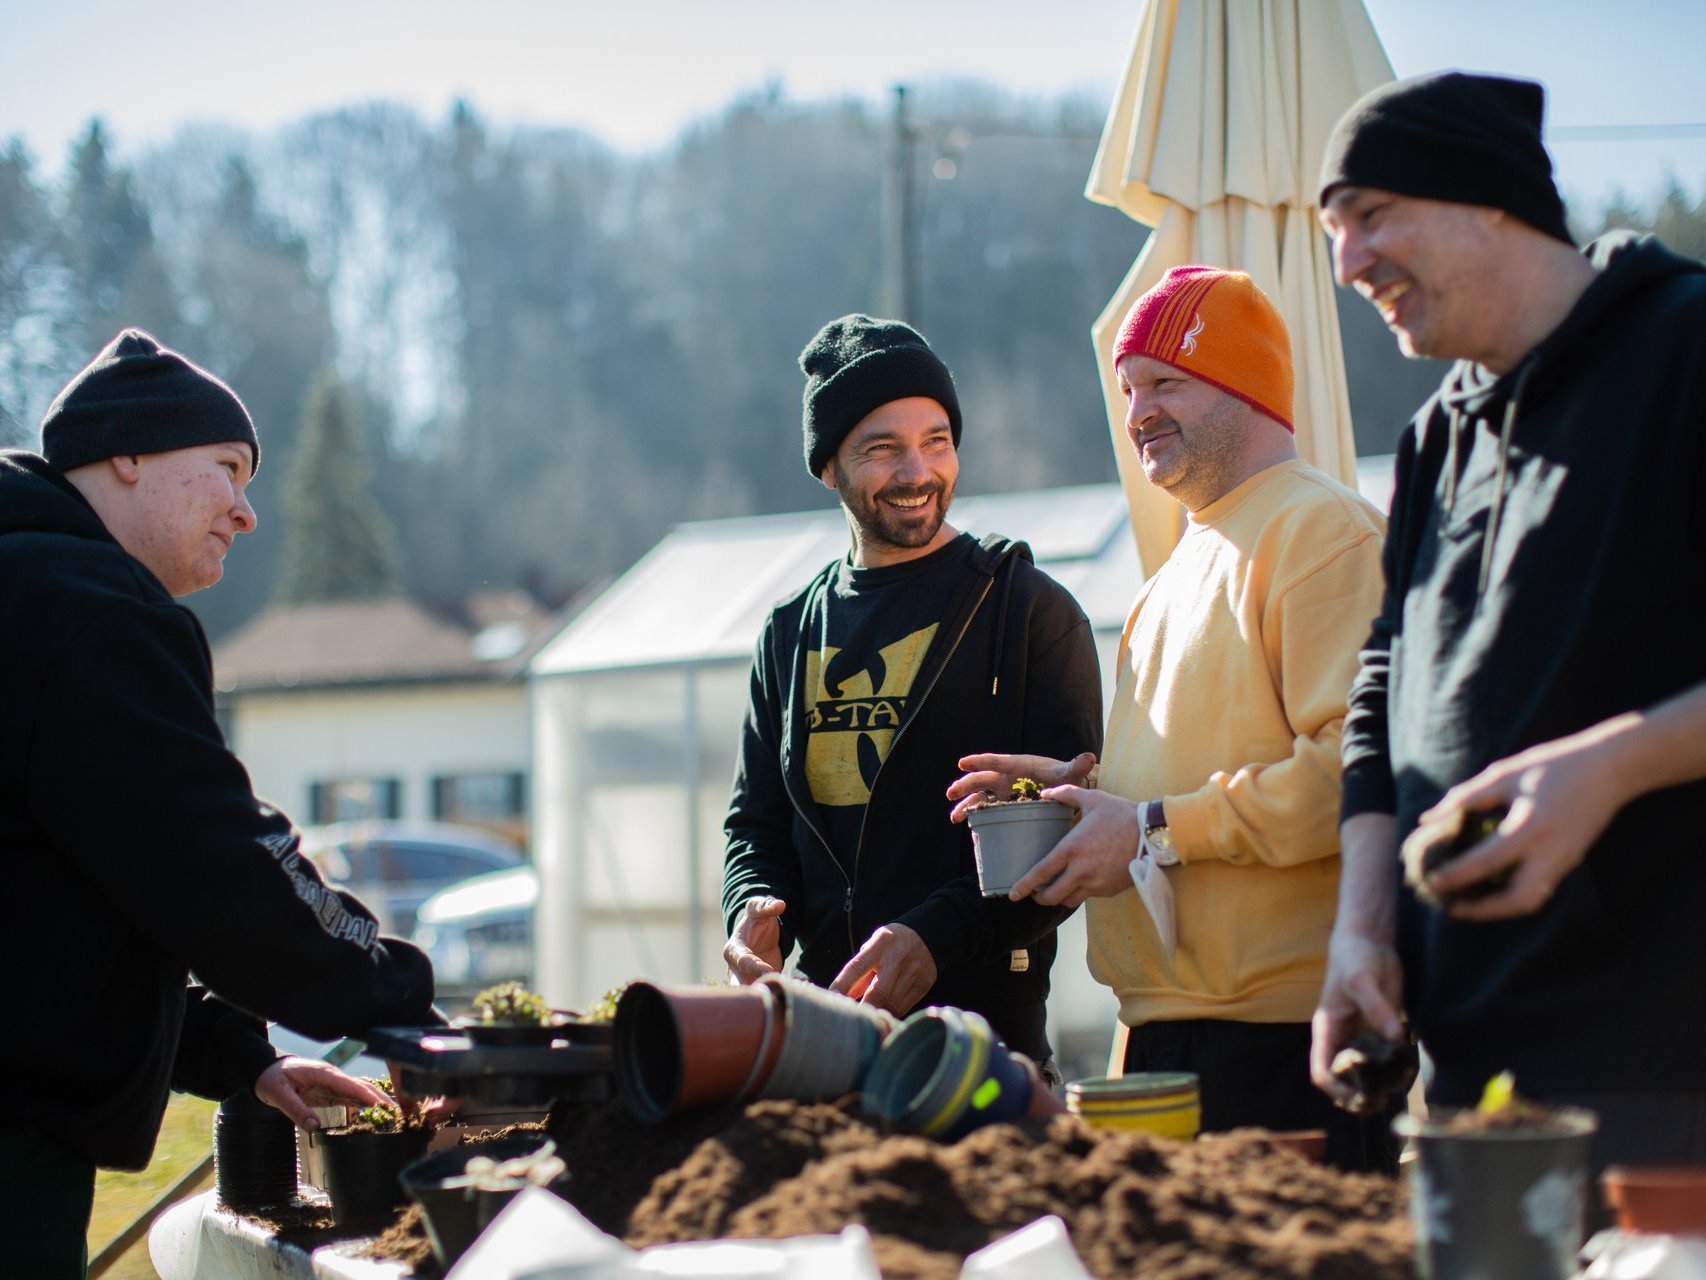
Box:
[845,568,1000,939]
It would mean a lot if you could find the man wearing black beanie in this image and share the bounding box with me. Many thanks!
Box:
[0,330,439,1277]
[1312,70,1706,1191]
[722,314,1102,1074]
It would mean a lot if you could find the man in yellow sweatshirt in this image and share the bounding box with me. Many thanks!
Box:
[950,266,1391,1170]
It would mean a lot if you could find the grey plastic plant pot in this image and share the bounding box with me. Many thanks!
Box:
[965,800,1075,897]
[1396,1106,1597,1280]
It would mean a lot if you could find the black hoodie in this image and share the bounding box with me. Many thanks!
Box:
[723,532,1102,1060]
[1340,234,1706,1103]
[0,450,437,1169]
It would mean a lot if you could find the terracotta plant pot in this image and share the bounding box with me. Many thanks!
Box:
[861,1006,1041,1139]
[401,1135,567,1268]
[1601,1165,1706,1236]
[312,1125,432,1225]
[1394,1106,1597,1280]
[966,800,1074,897]
[613,981,782,1123]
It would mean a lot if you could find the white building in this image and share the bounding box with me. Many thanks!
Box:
[214,592,555,846]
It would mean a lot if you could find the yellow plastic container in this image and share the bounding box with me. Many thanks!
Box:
[1066,1072,1201,1140]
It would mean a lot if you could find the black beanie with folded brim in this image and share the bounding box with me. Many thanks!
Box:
[1319,71,1573,246]
[41,329,259,476]
[800,314,961,477]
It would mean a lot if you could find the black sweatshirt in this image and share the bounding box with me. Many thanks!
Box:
[723,532,1103,1060]
[1340,234,1706,1102]
[0,450,437,1169]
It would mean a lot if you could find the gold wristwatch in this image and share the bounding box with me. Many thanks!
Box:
[1141,800,1179,867]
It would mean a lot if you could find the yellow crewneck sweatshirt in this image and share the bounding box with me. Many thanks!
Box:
[1087,460,1385,1026]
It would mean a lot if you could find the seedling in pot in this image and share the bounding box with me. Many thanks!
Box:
[471,980,551,1026]
[1401,804,1512,907]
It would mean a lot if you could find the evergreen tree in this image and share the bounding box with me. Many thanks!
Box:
[275,374,403,603]
[61,120,180,347]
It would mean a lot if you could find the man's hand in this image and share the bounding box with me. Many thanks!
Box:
[947,751,1096,822]
[1007,784,1139,907]
[1309,931,1407,1112]
[723,896,786,984]
[253,1056,389,1130]
[1418,728,1630,922]
[828,923,937,1016]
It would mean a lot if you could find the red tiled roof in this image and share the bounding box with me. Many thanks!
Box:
[212,597,533,693]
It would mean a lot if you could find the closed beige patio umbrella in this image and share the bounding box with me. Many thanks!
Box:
[1087,0,1394,576]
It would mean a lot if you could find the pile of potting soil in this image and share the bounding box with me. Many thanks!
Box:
[540,1098,1414,1280]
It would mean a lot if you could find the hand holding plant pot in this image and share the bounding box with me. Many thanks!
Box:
[1005,783,1145,908]
[947,750,1097,823]
[310,1074,435,1225]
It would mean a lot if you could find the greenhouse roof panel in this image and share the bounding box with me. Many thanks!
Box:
[531,484,1139,677]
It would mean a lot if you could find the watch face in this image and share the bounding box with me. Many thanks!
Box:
[1148,826,1178,865]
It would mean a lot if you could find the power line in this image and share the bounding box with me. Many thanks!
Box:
[1549,124,1706,142]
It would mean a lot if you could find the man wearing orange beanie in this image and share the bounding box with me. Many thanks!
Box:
[951,266,1393,1169]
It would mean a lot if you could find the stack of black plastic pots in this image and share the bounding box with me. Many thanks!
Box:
[213,1090,298,1211]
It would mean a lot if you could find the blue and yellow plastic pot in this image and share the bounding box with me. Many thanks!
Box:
[861,1006,1038,1140]
[1065,1073,1200,1140]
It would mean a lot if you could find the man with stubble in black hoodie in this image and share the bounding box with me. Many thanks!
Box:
[0,331,440,1278]
[1309,71,1706,1177]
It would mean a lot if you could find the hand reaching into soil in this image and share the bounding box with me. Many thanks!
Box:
[829,923,937,1016]
[724,895,787,984]
[253,1056,390,1131]
[948,751,1096,822]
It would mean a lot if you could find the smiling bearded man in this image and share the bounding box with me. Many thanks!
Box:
[721,313,1103,1076]
[947,268,1394,1172]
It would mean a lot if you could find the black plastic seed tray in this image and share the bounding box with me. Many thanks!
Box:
[364,1025,614,1107]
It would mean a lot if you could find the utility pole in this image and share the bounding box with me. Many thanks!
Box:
[880,84,917,323]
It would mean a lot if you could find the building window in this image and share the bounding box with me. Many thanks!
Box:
[309,778,401,824]
[432,772,527,824]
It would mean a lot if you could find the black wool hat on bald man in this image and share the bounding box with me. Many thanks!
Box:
[1318,70,1573,246]
[40,328,259,476]
[799,314,961,477]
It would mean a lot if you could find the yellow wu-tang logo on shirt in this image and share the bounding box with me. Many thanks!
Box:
[804,624,938,807]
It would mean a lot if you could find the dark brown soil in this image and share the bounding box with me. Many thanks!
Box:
[248,1103,1413,1278]
[540,1099,1413,1280]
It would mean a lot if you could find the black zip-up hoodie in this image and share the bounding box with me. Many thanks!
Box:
[1340,233,1706,1102]
[0,450,437,1169]
[723,533,1103,1060]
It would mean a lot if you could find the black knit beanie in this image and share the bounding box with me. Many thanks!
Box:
[40,329,259,476]
[799,314,961,477]
[1319,71,1573,246]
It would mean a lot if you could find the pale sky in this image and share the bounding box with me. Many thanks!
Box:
[3,0,1705,213]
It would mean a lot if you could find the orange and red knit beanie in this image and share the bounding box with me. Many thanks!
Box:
[1111,266,1294,432]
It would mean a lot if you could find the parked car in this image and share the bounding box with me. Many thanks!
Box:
[410,864,538,1002]
[300,820,526,939]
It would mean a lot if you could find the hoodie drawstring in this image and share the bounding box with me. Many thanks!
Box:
[989,552,1016,697]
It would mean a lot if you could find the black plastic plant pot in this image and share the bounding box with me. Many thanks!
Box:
[213,1090,298,1211]
[401,1136,560,1268]
[458,1014,570,1047]
[318,1126,432,1226]
[1395,1107,1597,1280]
